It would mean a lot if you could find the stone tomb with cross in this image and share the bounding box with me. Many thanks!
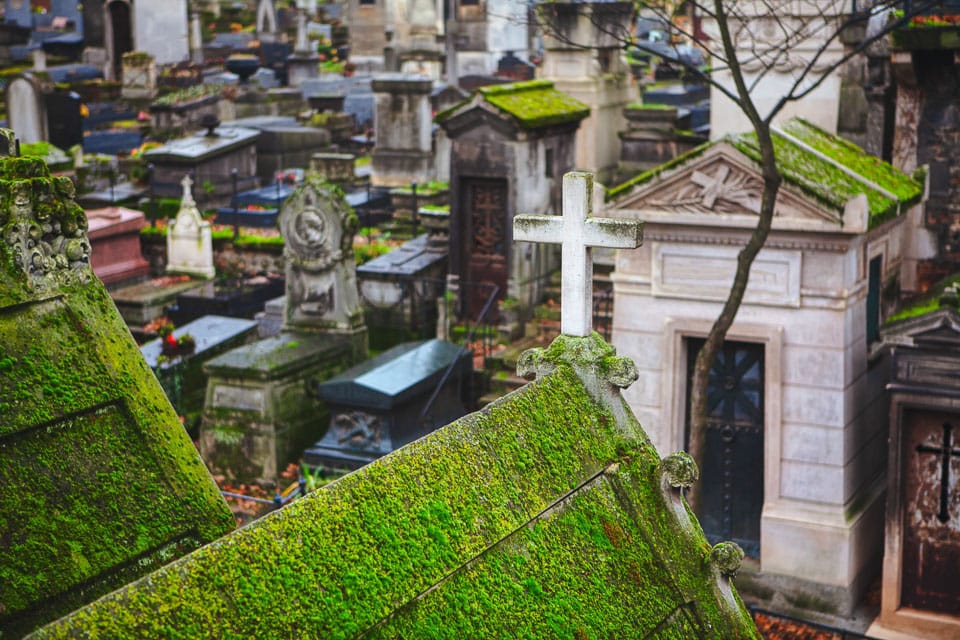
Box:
[875,294,960,640]
[605,116,928,616]
[200,176,367,484]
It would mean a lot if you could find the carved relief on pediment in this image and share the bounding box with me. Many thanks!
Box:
[630,159,764,215]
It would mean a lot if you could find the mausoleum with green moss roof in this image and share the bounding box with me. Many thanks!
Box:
[603,117,929,618]
[0,153,235,638]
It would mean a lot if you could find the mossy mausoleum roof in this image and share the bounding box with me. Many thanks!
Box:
[436,79,590,131]
[0,155,235,637]
[609,117,922,228]
[33,333,760,639]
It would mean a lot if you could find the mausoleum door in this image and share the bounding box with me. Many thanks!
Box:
[901,410,960,616]
[685,338,764,557]
[460,177,508,317]
[107,1,133,81]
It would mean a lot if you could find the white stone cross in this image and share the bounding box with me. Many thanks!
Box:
[513,172,643,337]
[180,174,195,205]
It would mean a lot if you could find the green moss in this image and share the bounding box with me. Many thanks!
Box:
[0,157,235,636]
[606,140,713,200]
[474,80,590,130]
[885,273,960,324]
[731,121,921,227]
[33,339,760,639]
[625,102,674,110]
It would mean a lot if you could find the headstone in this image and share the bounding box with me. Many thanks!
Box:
[86,206,151,286]
[199,177,368,483]
[6,74,48,144]
[305,339,471,473]
[0,150,234,637]
[120,51,157,99]
[143,126,261,209]
[167,175,215,279]
[4,0,32,28]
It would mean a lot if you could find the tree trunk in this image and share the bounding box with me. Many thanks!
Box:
[686,123,781,513]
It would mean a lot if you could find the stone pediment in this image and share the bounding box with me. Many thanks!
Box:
[610,143,862,233]
[883,307,960,350]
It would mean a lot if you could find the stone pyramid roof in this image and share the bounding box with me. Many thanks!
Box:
[32,333,760,639]
[0,154,235,637]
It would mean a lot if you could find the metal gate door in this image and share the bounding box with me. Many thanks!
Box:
[686,338,764,557]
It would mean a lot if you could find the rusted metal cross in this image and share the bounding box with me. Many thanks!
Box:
[513,172,643,337]
[917,422,960,523]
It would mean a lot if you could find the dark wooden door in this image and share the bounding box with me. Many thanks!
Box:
[108,1,133,81]
[461,178,508,317]
[686,338,764,557]
[901,410,960,615]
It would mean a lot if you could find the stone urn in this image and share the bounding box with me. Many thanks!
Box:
[225,54,261,83]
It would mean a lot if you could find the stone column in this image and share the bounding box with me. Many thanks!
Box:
[370,73,435,187]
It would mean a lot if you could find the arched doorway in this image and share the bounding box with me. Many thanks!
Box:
[105,0,133,81]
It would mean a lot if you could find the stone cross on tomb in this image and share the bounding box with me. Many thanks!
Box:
[514,172,643,337]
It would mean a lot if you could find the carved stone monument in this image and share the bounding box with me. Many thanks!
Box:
[166,175,215,279]
[200,177,367,483]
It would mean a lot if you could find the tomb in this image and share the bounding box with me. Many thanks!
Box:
[167,275,285,326]
[436,79,588,323]
[357,234,448,350]
[166,175,215,280]
[619,103,706,173]
[539,0,636,183]
[200,176,367,483]
[304,338,471,473]
[872,289,960,640]
[85,205,151,286]
[605,117,925,616]
[450,0,532,77]
[0,152,234,637]
[29,171,758,639]
[140,314,259,431]
[5,73,50,145]
[143,125,261,209]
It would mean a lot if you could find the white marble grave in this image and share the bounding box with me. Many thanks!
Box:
[166,175,215,279]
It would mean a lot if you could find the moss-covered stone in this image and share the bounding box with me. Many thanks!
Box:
[0,153,235,637]
[607,117,922,227]
[437,80,590,131]
[32,334,760,640]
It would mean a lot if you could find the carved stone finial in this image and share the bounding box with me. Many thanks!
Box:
[660,452,699,489]
[516,332,638,390]
[709,541,745,577]
[180,174,195,205]
[0,157,92,301]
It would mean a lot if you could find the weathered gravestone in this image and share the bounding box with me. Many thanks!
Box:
[6,73,49,145]
[370,73,434,188]
[166,174,215,280]
[28,171,760,640]
[200,177,367,483]
[0,151,234,637]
